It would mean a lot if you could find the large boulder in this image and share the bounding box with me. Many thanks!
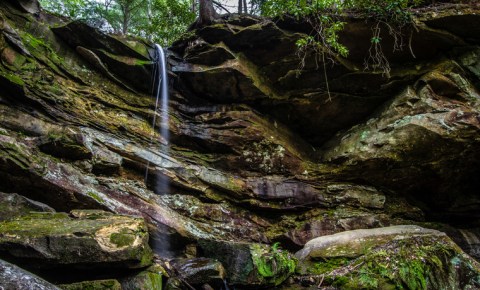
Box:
[293,227,480,289]
[295,225,444,261]
[0,210,153,269]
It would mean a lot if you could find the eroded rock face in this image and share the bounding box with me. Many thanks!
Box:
[171,5,480,225]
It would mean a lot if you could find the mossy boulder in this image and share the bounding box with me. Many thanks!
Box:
[199,240,296,287]
[59,279,122,290]
[299,235,480,289]
[296,225,444,261]
[120,265,163,290]
[294,226,480,289]
[0,210,153,269]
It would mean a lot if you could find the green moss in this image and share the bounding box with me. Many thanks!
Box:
[110,230,135,247]
[0,141,33,170]
[250,243,296,286]
[47,131,65,142]
[60,279,122,290]
[323,236,480,290]
[0,71,25,86]
[87,191,104,203]
[20,32,67,76]
[123,267,163,289]
[310,257,351,275]
[23,33,47,49]
[135,59,152,66]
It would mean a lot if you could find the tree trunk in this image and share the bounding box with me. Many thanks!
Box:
[191,0,196,13]
[238,0,242,13]
[242,0,247,13]
[122,6,130,34]
[198,0,218,26]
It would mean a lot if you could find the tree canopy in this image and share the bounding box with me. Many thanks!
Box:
[39,0,195,45]
[39,0,449,47]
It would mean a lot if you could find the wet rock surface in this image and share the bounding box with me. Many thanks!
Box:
[0,258,60,290]
[169,257,225,287]
[0,0,479,288]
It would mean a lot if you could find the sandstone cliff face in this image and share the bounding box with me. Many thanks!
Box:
[0,0,480,288]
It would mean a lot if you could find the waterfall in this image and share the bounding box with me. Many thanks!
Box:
[145,44,170,195]
[156,44,170,195]
[145,44,172,256]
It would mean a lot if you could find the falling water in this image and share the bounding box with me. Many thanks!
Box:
[156,44,170,195]
[145,44,172,256]
[145,44,170,195]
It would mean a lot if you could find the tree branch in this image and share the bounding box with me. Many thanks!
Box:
[212,0,231,14]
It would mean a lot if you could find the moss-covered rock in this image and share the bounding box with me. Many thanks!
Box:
[59,279,122,290]
[0,210,153,269]
[296,225,444,261]
[51,21,152,93]
[321,235,480,289]
[293,226,480,289]
[38,128,93,160]
[120,265,163,290]
[199,239,296,287]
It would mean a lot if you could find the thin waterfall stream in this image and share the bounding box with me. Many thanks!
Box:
[145,44,172,256]
[145,44,170,195]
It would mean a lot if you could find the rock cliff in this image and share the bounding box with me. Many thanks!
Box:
[1,0,480,288]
